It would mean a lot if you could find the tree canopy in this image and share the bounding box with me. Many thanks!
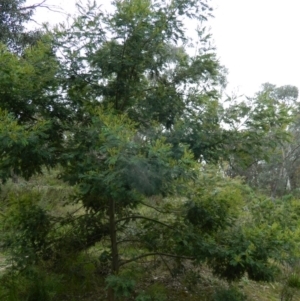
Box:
[0,0,48,51]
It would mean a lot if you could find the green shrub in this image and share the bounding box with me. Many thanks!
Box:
[287,273,300,289]
[0,191,52,268]
[105,274,136,299]
[0,267,63,301]
[213,286,247,301]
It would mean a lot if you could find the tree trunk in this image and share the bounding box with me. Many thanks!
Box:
[108,198,119,301]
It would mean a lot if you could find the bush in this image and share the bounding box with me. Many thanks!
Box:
[105,274,136,299]
[0,191,52,268]
[0,266,63,301]
[213,287,247,301]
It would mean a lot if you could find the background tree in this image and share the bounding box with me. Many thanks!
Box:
[0,36,71,181]
[224,83,299,197]
[0,0,56,52]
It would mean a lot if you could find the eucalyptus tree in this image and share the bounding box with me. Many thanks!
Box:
[223,83,298,197]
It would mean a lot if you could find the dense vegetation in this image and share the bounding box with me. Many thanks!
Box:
[0,0,300,300]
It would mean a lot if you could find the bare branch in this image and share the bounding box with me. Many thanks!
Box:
[20,0,47,11]
[21,0,68,16]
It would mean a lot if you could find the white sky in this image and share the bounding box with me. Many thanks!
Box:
[211,0,300,96]
[27,0,300,97]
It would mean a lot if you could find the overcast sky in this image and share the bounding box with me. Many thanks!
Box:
[211,0,300,96]
[27,0,300,97]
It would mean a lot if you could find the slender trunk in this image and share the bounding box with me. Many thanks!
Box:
[108,198,119,301]
[10,169,18,183]
[281,147,291,192]
[271,147,291,198]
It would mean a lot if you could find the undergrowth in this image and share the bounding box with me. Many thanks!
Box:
[0,173,300,301]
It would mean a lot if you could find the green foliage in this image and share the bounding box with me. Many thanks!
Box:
[0,266,63,301]
[0,191,52,268]
[0,39,61,120]
[209,227,279,282]
[224,83,299,197]
[279,260,300,301]
[136,284,167,301]
[105,275,136,299]
[287,273,300,289]
[54,0,222,161]
[213,286,247,301]
[0,0,300,300]
[185,167,243,233]
[0,38,67,181]
[0,0,42,51]
[223,85,292,177]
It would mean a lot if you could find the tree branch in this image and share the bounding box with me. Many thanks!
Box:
[119,252,195,267]
[21,0,67,15]
[117,238,175,275]
[117,239,142,245]
[21,0,47,11]
[115,215,174,230]
[139,200,181,214]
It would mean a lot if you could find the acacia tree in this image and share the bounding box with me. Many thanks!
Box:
[0,1,224,299]
[50,1,294,299]
[52,1,222,299]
